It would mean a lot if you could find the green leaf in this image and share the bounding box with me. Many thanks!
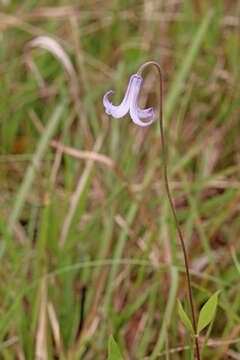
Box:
[197,291,220,334]
[108,336,123,360]
[177,300,194,334]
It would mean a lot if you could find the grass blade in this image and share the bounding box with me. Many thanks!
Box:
[7,104,64,235]
[165,9,214,124]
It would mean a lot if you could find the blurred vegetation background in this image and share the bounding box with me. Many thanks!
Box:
[0,1,240,359]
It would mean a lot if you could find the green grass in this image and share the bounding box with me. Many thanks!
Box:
[0,1,240,359]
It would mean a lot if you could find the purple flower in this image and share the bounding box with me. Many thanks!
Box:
[103,74,155,127]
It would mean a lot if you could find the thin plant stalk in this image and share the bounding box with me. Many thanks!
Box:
[137,61,201,360]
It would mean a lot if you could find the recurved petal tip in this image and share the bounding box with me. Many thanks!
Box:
[103,86,130,118]
[131,107,155,127]
[103,90,114,115]
[138,107,155,119]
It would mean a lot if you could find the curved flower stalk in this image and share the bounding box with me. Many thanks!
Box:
[103,61,201,360]
[103,74,155,127]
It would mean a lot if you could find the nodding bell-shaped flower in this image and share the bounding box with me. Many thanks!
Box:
[103,74,155,127]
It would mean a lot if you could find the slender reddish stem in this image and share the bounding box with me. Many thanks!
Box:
[137,61,201,360]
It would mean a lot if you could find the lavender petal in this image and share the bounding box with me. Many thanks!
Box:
[103,74,136,118]
[130,77,155,127]
[137,107,155,119]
